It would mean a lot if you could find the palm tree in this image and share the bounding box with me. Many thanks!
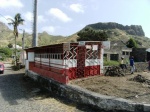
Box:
[8,13,24,65]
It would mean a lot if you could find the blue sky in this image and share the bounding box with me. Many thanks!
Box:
[0,0,150,38]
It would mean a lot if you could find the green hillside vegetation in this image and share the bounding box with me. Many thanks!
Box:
[38,31,64,46]
[0,21,150,48]
[0,21,65,48]
[0,47,12,60]
[79,22,150,48]
[77,27,108,41]
[126,38,138,48]
[105,29,150,47]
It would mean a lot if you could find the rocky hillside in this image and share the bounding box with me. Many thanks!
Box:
[86,22,145,36]
[0,22,10,31]
[78,22,150,48]
[0,21,150,48]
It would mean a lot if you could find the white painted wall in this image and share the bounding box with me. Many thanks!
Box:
[25,60,29,70]
[20,51,26,65]
[28,52,35,61]
[25,52,34,70]
[100,48,104,74]
[102,41,110,50]
[85,59,100,66]
[64,59,77,68]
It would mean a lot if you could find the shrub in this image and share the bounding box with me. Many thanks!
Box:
[126,38,138,48]
[104,60,119,66]
[0,47,12,57]
[0,53,6,61]
[8,43,13,48]
[11,65,20,71]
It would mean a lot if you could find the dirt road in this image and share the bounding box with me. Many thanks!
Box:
[0,63,99,112]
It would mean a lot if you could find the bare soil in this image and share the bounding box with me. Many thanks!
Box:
[69,72,150,104]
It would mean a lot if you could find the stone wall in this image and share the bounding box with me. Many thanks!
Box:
[26,70,150,112]
[134,62,149,72]
[127,62,148,72]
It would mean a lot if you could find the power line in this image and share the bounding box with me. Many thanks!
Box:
[0,13,8,21]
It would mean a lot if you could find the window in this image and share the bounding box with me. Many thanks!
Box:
[104,54,107,57]
[122,51,125,55]
[126,52,129,55]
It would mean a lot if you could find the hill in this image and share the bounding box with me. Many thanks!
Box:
[0,21,65,48]
[86,22,145,36]
[0,21,150,48]
[78,22,150,48]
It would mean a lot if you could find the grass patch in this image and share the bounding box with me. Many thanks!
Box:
[104,60,119,66]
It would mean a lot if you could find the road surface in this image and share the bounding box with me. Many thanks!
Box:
[0,63,99,112]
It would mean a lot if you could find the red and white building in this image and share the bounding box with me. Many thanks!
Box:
[25,41,104,84]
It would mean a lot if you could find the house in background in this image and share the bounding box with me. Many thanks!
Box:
[104,41,132,61]
[104,41,150,62]
[12,44,22,49]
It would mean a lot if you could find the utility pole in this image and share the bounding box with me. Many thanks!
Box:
[32,0,38,47]
[22,30,25,50]
[22,29,25,65]
[20,29,25,65]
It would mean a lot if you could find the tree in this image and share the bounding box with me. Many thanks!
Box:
[126,38,138,48]
[77,27,108,41]
[8,43,13,48]
[8,13,24,65]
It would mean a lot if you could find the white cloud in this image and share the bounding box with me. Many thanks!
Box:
[41,26,55,34]
[24,28,32,34]
[24,12,33,22]
[48,8,72,22]
[24,12,47,23]
[0,0,23,8]
[70,4,84,13]
[38,15,47,23]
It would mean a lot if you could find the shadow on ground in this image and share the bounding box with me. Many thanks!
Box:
[0,73,40,105]
[0,73,123,112]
